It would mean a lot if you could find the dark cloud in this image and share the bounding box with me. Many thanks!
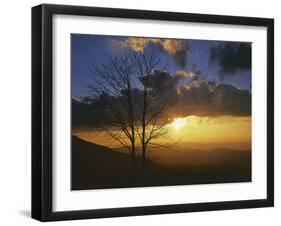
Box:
[72,95,113,129]
[174,48,189,69]
[73,70,251,128]
[155,40,191,69]
[170,77,251,117]
[209,43,252,79]
[140,69,178,90]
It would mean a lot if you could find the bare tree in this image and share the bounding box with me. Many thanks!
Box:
[88,52,137,174]
[130,49,176,174]
[88,48,176,177]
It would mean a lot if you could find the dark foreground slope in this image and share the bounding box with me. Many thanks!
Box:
[72,136,251,190]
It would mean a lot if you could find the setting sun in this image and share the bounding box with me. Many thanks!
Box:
[69,33,253,192]
[170,117,188,130]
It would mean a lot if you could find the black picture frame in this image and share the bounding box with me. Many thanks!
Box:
[32,4,274,222]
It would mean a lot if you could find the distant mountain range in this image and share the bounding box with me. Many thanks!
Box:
[72,135,251,190]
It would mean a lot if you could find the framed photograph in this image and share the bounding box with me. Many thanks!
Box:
[32,4,274,221]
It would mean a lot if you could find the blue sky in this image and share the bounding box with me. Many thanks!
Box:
[71,34,251,97]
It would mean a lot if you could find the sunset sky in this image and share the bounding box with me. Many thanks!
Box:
[71,34,252,149]
[74,115,251,150]
[71,34,251,97]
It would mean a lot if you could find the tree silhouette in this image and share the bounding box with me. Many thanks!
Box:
[87,51,137,174]
[129,49,176,174]
[88,48,176,177]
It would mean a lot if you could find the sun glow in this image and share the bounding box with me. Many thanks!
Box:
[170,117,188,130]
[73,116,251,150]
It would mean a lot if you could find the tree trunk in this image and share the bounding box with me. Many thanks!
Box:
[141,86,147,181]
[126,80,137,181]
[131,142,137,180]
[141,146,146,178]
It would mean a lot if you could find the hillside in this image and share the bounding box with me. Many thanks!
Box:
[72,136,251,190]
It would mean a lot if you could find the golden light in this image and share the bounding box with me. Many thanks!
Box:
[73,115,251,150]
[170,117,188,130]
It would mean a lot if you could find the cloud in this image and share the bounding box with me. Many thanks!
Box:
[72,96,111,128]
[175,70,199,80]
[111,37,191,69]
[140,69,178,89]
[73,69,251,129]
[170,76,251,117]
[209,42,252,79]
[110,39,128,49]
